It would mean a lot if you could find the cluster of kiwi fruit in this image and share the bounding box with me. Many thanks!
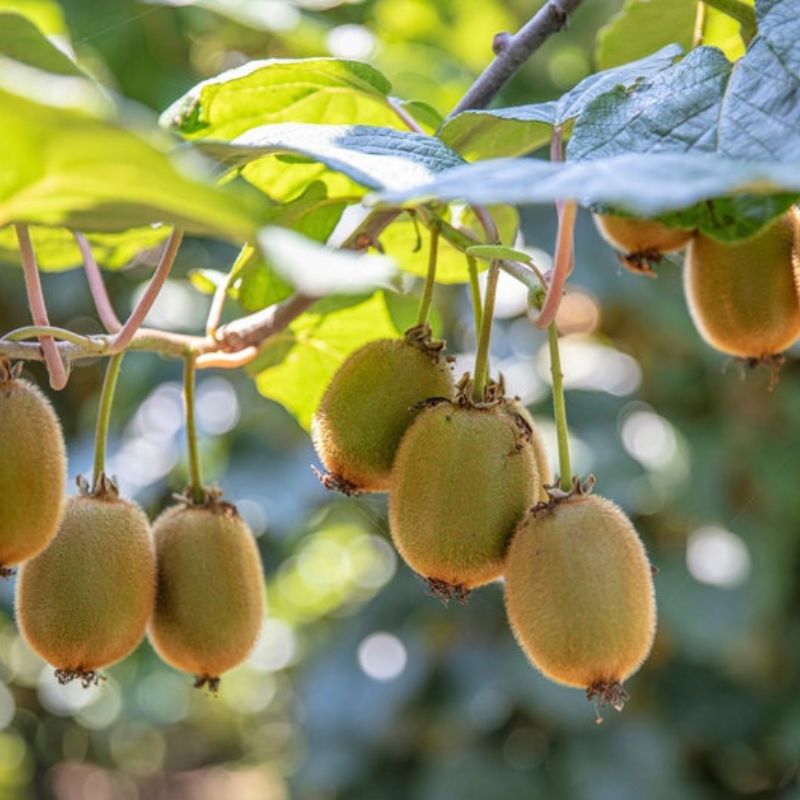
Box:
[312,324,657,713]
[0,358,264,690]
[596,209,800,364]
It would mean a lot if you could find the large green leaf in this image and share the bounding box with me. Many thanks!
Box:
[373,152,800,224]
[162,58,400,141]
[249,292,408,431]
[196,123,466,191]
[438,45,681,160]
[595,0,696,70]
[0,85,265,238]
[572,0,800,164]
[0,225,170,271]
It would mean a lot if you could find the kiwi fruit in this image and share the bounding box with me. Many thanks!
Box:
[511,401,552,489]
[595,214,692,274]
[0,362,66,572]
[684,210,800,359]
[16,490,156,685]
[149,499,264,689]
[505,493,656,711]
[312,327,454,495]
[389,391,545,600]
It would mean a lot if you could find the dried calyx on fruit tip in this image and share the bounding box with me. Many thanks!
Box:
[148,488,264,691]
[16,476,156,686]
[505,477,656,719]
[388,373,548,603]
[0,359,67,575]
[594,213,693,275]
[311,324,455,495]
[684,209,800,363]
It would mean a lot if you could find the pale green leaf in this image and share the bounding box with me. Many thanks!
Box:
[162,58,399,141]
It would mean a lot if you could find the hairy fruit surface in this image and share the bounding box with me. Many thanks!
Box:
[312,335,454,493]
[595,214,692,274]
[0,370,66,570]
[149,502,264,687]
[389,399,544,597]
[17,494,156,683]
[505,493,656,706]
[684,211,800,358]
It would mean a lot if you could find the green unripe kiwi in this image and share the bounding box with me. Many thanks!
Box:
[595,214,692,274]
[17,493,156,684]
[149,502,264,688]
[312,334,454,494]
[0,366,66,571]
[684,210,800,358]
[505,494,656,708]
[389,399,545,598]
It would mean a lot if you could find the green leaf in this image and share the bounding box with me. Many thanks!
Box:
[0,224,170,271]
[230,243,293,312]
[228,182,348,312]
[595,0,696,70]
[373,152,800,227]
[249,291,406,430]
[162,58,400,141]
[0,12,83,76]
[572,0,800,165]
[196,123,466,191]
[258,226,396,296]
[0,85,265,238]
[439,45,681,160]
[397,99,445,134]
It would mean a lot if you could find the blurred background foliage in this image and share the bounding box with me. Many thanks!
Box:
[0,0,796,798]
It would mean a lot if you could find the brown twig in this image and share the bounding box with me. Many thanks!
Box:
[109,228,184,353]
[448,0,585,117]
[73,231,123,333]
[14,225,68,389]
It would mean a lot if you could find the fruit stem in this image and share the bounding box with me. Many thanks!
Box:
[183,354,205,504]
[416,223,440,326]
[472,261,500,403]
[547,321,573,492]
[93,352,125,489]
[467,255,483,334]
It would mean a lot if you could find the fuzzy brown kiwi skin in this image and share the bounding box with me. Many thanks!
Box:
[595,214,692,274]
[312,336,454,494]
[148,500,264,686]
[16,493,156,683]
[684,210,800,359]
[505,493,656,707]
[389,399,542,597]
[0,367,67,571]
